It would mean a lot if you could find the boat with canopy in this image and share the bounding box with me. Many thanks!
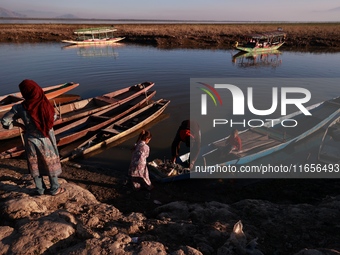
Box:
[62,27,125,45]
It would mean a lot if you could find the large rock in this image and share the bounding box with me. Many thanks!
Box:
[1,162,340,254]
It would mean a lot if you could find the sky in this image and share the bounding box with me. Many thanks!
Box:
[1,0,340,21]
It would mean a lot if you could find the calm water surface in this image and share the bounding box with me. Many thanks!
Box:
[0,42,339,170]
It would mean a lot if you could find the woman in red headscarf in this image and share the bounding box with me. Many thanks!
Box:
[1,79,65,196]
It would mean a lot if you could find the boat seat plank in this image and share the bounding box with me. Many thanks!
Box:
[101,128,121,135]
[101,124,127,134]
[90,115,111,121]
[113,124,129,130]
[95,96,120,104]
[241,137,276,150]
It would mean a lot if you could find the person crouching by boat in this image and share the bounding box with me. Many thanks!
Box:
[1,79,65,196]
[225,128,242,154]
[171,120,201,169]
[128,130,153,192]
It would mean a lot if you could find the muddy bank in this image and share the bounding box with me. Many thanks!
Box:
[0,23,340,51]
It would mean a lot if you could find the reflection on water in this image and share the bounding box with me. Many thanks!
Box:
[61,43,124,58]
[1,43,340,170]
[232,50,282,69]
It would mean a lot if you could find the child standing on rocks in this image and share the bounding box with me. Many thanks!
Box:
[128,130,153,195]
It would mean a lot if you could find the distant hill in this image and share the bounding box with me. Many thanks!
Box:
[0,7,79,19]
[55,14,79,19]
[18,9,60,18]
[328,6,340,12]
[0,7,26,18]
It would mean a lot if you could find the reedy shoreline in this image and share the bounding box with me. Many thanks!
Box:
[0,23,339,51]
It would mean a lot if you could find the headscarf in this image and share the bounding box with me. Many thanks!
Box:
[179,129,194,142]
[19,79,55,137]
[179,129,195,147]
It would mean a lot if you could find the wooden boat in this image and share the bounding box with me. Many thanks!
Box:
[0,82,79,115]
[60,99,170,162]
[0,82,154,140]
[234,28,286,53]
[318,116,340,164]
[55,91,156,146]
[0,91,156,159]
[202,96,340,167]
[53,81,154,125]
[150,97,340,182]
[62,27,125,45]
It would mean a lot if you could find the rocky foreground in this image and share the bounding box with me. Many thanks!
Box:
[1,159,340,255]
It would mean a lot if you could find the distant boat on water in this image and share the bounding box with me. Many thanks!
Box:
[234,28,286,53]
[62,27,125,45]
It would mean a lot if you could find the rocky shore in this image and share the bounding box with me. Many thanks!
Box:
[1,159,340,254]
[0,23,340,51]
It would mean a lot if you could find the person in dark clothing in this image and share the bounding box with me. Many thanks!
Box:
[171,120,201,169]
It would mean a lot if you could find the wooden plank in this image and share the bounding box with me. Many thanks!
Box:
[102,129,121,135]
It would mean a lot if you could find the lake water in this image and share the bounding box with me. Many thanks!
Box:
[0,42,339,172]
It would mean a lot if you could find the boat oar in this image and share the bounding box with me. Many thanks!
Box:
[141,83,149,105]
[19,129,25,146]
[16,120,25,146]
[53,100,62,119]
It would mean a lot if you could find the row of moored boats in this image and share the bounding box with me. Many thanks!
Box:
[0,81,170,163]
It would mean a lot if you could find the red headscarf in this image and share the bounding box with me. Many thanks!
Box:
[19,79,55,137]
[179,129,194,141]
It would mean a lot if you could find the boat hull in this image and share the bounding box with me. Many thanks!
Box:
[54,81,155,125]
[235,42,284,53]
[203,97,340,168]
[55,90,156,147]
[62,37,125,45]
[61,99,170,162]
[0,82,154,141]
